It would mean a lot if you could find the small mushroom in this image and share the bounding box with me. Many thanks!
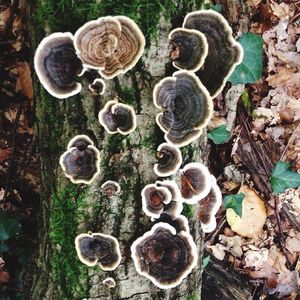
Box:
[59,135,100,184]
[180,162,212,204]
[153,70,213,147]
[196,175,222,233]
[101,180,121,197]
[34,32,83,99]
[102,277,116,288]
[131,222,198,289]
[89,78,106,96]
[154,143,182,177]
[74,16,145,79]
[169,28,208,72]
[141,184,172,219]
[98,99,137,135]
[154,213,190,233]
[75,232,121,271]
[183,10,243,98]
[156,180,183,218]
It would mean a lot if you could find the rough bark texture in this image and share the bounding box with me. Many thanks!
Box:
[27,1,254,299]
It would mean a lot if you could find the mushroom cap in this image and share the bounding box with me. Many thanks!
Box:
[154,213,190,233]
[141,184,172,219]
[197,175,222,233]
[98,99,137,135]
[169,28,208,72]
[59,135,100,184]
[89,78,106,95]
[75,232,121,270]
[183,10,243,98]
[74,16,145,79]
[153,70,213,147]
[180,162,212,204]
[131,222,198,289]
[154,143,182,177]
[67,134,94,149]
[101,180,121,197]
[34,32,83,99]
[102,277,116,288]
[156,180,183,218]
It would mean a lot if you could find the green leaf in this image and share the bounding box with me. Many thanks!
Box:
[207,125,230,144]
[201,255,210,269]
[0,211,21,240]
[224,193,245,218]
[229,32,263,84]
[271,161,300,194]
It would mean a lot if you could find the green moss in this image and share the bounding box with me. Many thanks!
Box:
[50,184,90,299]
[182,203,195,219]
[186,293,198,300]
[119,85,136,108]
[34,0,177,41]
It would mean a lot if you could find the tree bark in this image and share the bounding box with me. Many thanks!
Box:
[26,1,254,299]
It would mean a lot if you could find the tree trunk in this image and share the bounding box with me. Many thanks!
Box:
[26,0,254,299]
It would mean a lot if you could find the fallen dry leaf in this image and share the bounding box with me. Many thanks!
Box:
[17,62,33,100]
[0,270,10,283]
[226,185,267,238]
[0,148,12,163]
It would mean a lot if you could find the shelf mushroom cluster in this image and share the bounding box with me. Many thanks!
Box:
[153,10,243,147]
[34,16,145,99]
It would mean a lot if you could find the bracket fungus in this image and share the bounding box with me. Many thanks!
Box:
[101,180,121,197]
[141,184,172,219]
[98,99,137,135]
[59,135,100,184]
[180,162,212,204]
[169,28,208,72]
[154,213,190,234]
[74,16,145,79]
[153,70,213,147]
[183,10,243,98]
[154,143,182,177]
[131,222,198,289]
[34,32,83,99]
[156,180,183,218]
[196,175,222,233]
[75,232,121,271]
[89,78,106,96]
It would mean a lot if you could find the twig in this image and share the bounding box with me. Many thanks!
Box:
[272,194,292,270]
[2,105,22,206]
[205,215,227,245]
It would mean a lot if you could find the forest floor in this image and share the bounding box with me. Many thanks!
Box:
[0,0,300,299]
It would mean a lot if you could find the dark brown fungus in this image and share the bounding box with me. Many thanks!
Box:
[197,175,222,233]
[98,99,137,135]
[101,180,121,197]
[154,213,190,234]
[154,143,182,177]
[169,28,208,72]
[74,16,145,79]
[131,223,197,289]
[59,135,100,184]
[155,180,183,218]
[180,162,211,204]
[141,184,172,219]
[183,10,243,98]
[153,70,213,147]
[75,232,121,270]
[34,32,83,99]
[89,78,106,95]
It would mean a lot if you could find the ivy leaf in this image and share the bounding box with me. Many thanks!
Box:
[224,193,245,218]
[207,125,230,144]
[0,211,21,241]
[201,255,210,269]
[271,161,300,194]
[229,32,263,84]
